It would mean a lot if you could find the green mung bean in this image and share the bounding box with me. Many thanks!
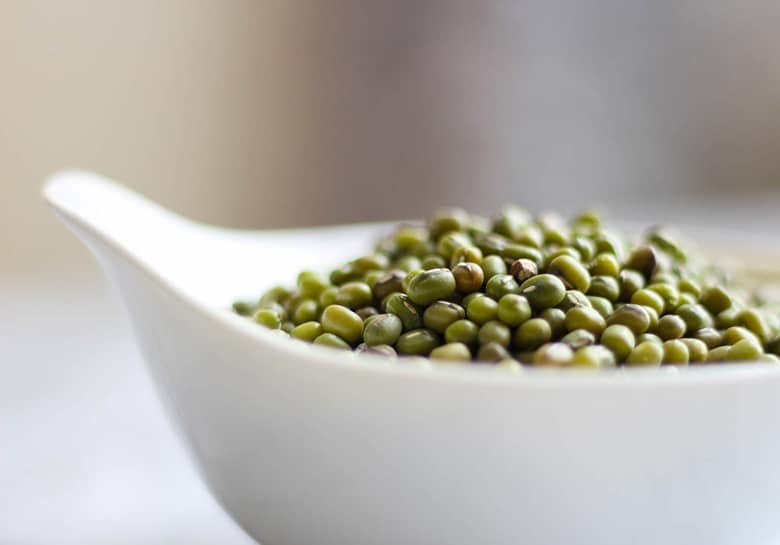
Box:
[520,274,567,310]
[564,306,606,335]
[561,329,596,351]
[477,342,512,362]
[478,320,512,348]
[423,301,466,334]
[314,333,351,350]
[532,343,574,366]
[600,324,636,361]
[364,314,403,346]
[291,321,324,341]
[430,342,472,362]
[480,254,508,281]
[540,308,567,339]
[570,345,616,368]
[496,294,532,326]
[444,319,480,346]
[466,294,499,325]
[396,328,440,356]
[626,341,664,366]
[662,340,690,365]
[514,318,552,350]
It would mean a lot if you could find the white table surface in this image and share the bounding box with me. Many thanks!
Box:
[1,268,255,545]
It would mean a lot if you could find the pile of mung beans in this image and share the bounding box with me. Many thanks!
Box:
[233,207,780,368]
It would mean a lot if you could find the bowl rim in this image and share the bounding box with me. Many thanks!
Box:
[48,180,780,390]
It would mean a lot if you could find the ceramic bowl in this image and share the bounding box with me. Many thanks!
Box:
[45,170,780,545]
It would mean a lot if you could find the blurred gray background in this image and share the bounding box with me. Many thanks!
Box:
[2,2,780,544]
[2,0,780,274]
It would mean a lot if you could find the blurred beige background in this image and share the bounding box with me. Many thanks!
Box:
[2,3,780,543]
[2,1,780,275]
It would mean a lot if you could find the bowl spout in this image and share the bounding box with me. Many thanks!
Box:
[43,170,392,307]
[42,170,235,303]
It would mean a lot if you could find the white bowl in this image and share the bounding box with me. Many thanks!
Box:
[44,171,780,545]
